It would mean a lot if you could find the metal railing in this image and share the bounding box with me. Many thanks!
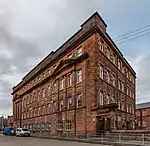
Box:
[31,131,150,145]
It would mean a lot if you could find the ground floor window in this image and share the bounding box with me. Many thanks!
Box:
[57,120,63,131]
[65,120,71,132]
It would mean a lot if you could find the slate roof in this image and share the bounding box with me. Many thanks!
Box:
[136,102,150,109]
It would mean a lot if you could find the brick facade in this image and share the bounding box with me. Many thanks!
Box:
[136,106,150,130]
[12,12,136,134]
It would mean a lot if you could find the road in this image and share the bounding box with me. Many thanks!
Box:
[0,135,108,146]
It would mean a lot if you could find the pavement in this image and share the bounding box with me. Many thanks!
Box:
[0,135,109,146]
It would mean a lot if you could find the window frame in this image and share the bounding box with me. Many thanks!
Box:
[77,93,83,107]
[77,47,82,57]
[99,91,104,106]
[76,69,82,83]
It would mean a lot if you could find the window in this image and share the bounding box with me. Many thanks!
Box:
[99,41,104,52]
[112,53,116,64]
[53,82,57,93]
[48,103,51,114]
[122,82,125,92]
[122,101,124,111]
[106,70,110,83]
[38,107,40,116]
[53,101,57,112]
[127,104,129,112]
[57,120,63,131]
[118,60,121,70]
[128,88,131,97]
[68,74,72,87]
[127,86,129,95]
[100,65,104,79]
[112,74,115,87]
[142,110,146,116]
[77,93,82,107]
[127,71,129,79]
[65,120,71,131]
[67,97,72,109]
[122,65,125,74]
[42,106,45,115]
[60,78,64,90]
[43,88,46,98]
[106,94,110,104]
[99,91,104,105]
[118,79,121,90]
[60,100,63,111]
[118,99,121,109]
[68,53,72,59]
[77,69,82,83]
[47,85,51,96]
[132,92,134,99]
[112,96,116,103]
[77,47,82,57]
[107,47,110,59]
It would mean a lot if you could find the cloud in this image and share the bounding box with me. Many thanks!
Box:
[129,54,150,103]
[0,0,150,116]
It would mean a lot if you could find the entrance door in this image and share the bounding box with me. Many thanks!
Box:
[105,118,111,132]
[96,118,105,134]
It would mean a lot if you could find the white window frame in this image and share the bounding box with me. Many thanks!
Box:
[107,47,110,59]
[77,70,82,83]
[112,74,115,87]
[60,100,63,111]
[67,97,72,109]
[118,99,121,109]
[60,78,64,90]
[99,91,104,105]
[43,88,46,98]
[118,60,121,70]
[77,93,82,107]
[106,94,110,104]
[112,53,116,64]
[65,120,71,132]
[107,70,110,83]
[100,65,104,79]
[68,74,72,87]
[122,82,125,92]
[77,47,82,57]
[100,41,104,52]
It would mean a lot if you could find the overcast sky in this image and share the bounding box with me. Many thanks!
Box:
[0,0,150,116]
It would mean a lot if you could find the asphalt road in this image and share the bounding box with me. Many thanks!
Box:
[0,135,108,146]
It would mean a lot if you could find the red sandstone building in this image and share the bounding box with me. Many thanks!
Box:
[7,115,14,127]
[136,102,150,130]
[12,12,136,135]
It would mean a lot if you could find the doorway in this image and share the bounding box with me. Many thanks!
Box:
[96,117,105,134]
[96,117,111,134]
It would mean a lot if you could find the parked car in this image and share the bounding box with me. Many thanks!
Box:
[16,128,30,137]
[3,127,15,136]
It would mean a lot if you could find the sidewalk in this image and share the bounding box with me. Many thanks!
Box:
[31,133,144,146]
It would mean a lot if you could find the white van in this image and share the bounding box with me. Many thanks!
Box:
[16,128,30,137]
